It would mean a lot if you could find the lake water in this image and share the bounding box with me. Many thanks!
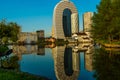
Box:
[12,44,120,80]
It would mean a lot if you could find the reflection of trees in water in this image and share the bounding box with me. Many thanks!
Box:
[93,48,120,80]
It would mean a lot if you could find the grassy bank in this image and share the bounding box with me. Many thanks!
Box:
[0,69,49,80]
[96,39,120,48]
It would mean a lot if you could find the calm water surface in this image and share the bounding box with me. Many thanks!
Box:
[12,44,120,80]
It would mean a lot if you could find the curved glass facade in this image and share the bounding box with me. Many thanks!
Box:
[53,1,78,39]
[63,9,72,37]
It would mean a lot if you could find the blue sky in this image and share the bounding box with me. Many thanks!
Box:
[0,0,100,37]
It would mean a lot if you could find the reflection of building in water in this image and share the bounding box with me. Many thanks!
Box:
[72,47,80,71]
[52,46,80,80]
[13,45,38,54]
[70,43,94,72]
[54,43,94,74]
[85,53,93,71]
[84,44,94,71]
[72,43,94,72]
[13,45,45,60]
[37,46,45,55]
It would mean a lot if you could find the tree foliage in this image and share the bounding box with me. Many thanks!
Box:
[0,20,21,43]
[92,0,120,42]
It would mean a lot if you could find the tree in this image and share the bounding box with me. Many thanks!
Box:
[8,22,21,42]
[0,20,21,44]
[110,0,120,40]
[92,0,120,42]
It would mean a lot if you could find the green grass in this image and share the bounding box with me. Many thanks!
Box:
[0,69,49,80]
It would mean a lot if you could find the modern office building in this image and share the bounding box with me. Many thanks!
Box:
[52,0,79,39]
[83,12,93,37]
[71,13,79,34]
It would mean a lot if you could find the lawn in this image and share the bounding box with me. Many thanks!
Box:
[0,69,49,80]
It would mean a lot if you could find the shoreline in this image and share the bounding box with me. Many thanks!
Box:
[103,43,120,48]
[96,40,120,48]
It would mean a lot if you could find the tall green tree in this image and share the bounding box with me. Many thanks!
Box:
[92,0,120,42]
[110,0,120,40]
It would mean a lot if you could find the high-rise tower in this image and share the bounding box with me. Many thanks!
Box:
[52,0,79,39]
[83,12,93,37]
